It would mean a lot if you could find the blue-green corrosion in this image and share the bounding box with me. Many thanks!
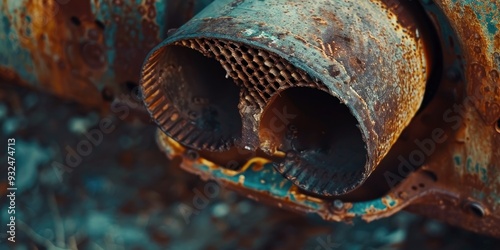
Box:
[2,0,499,220]
[426,0,500,213]
[193,161,322,210]
[447,0,499,53]
[453,155,489,184]
[188,153,400,218]
[349,196,398,216]
[159,131,402,219]
[457,0,498,35]
[0,0,214,90]
[149,0,498,220]
[190,156,400,217]
[90,0,168,87]
[0,1,36,84]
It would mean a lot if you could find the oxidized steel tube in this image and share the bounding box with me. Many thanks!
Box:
[140,0,431,196]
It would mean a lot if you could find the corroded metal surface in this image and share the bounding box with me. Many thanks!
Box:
[0,0,213,107]
[1,0,499,240]
[141,0,431,196]
[3,83,499,250]
[147,0,500,237]
[402,0,500,237]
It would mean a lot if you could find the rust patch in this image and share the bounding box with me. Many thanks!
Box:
[449,5,500,124]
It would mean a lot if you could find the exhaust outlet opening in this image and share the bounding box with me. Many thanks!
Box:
[261,87,367,196]
[141,45,242,151]
[142,37,329,154]
[140,0,432,201]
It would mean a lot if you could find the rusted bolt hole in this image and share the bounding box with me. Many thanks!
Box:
[411,183,426,191]
[332,199,343,210]
[184,149,199,161]
[398,191,407,199]
[466,202,485,218]
[70,16,81,26]
[495,119,500,133]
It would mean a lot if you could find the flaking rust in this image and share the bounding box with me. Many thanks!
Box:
[147,0,500,238]
[141,0,431,196]
[1,0,500,238]
[0,0,213,108]
[399,0,500,237]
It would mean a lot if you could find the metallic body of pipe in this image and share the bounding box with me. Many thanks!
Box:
[140,0,430,195]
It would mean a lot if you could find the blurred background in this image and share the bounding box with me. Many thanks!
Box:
[1,82,500,250]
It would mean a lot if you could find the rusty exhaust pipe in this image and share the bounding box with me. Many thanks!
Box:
[140,0,431,196]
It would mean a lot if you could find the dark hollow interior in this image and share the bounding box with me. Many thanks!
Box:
[260,87,367,193]
[159,45,242,149]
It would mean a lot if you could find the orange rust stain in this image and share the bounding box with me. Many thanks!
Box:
[252,163,264,171]
[444,4,500,124]
[12,0,103,107]
[98,0,161,87]
[24,1,68,94]
[288,185,324,204]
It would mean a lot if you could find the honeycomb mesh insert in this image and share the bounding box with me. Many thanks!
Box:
[142,38,326,152]
[174,39,327,107]
[142,38,362,194]
[174,39,364,195]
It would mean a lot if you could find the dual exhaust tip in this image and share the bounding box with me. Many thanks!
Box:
[140,0,430,196]
[142,38,367,196]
